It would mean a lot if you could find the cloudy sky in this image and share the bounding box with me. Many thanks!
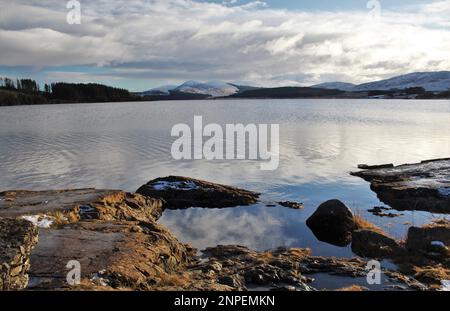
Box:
[0,0,449,91]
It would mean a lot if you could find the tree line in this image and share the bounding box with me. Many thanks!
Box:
[0,77,139,106]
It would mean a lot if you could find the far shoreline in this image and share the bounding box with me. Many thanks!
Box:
[1,96,450,108]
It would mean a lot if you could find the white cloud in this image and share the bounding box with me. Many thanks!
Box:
[1,0,450,86]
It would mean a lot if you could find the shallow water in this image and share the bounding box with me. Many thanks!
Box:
[0,99,449,258]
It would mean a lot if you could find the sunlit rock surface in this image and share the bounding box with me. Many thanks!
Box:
[351,158,450,213]
[0,218,38,290]
[0,178,443,291]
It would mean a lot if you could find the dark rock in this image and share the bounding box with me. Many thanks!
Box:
[358,164,394,170]
[368,206,403,218]
[352,230,403,258]
[137,176,260,209]
[351,159,450,213]
[218,275,246,290]
[406,225,450,254]
[306,200,357,246]
[278,201,304,210]
[0,218,38,290]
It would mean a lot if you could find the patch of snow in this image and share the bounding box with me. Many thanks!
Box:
[354,71,450,92]
[442,280,450,291]
[21,215,54,228]
[139,85,177,96]
[174,81,239,97]
[431,241,446,248]
[438,188,450,197]
[151,181,201,191]
[91,270,109,287]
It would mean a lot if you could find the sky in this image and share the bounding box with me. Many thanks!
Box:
[0,0,449,91]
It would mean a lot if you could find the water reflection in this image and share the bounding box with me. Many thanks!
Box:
[160,204,355,258]
[0,99,449,255]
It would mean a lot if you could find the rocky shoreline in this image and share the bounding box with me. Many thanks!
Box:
[0,165,449,291]
[351,158,450,213]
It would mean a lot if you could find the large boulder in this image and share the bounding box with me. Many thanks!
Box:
[137,176,260,209]
[352,230,402,258]
[306,200,357,246]
[406,224,450,254]
[0,218,38,290]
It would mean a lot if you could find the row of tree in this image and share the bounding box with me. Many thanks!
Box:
[50,82,136,102]
[0,77,139,105]
[0,77,49,94]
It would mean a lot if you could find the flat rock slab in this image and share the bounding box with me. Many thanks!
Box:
[0,189,123,218]
[28,220,197,290]
[137,176,260,209]
[0,218,38,290]
[351,159,450,213]
[0,189,164,224]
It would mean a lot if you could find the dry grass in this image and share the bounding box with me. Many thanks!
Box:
[287,248,312,259]
[423,218,450,229]
[354,214,388,236]
[156,272,189,287]
[258,252,273,262]
[336,285,368,291]
[413,266,450,285]
[49,211,70,226]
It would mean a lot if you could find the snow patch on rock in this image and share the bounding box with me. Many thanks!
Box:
[151,181,201,191]
[442,280,450,291]
[91,270,109,287]
[21,215,55,228]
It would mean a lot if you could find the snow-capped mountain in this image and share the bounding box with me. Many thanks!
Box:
[173,81,239,97]
[354,71,450,92]
[310,72,450,92]
[311,82,356,91]
[140,85,177,96]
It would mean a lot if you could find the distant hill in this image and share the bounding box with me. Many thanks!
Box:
[139,85,178,96]
[314,72,450,92]
[231,87,344,99]
[173,81,239,97]
[311,82,356,92]
[2,71,450,106]
[140,81,256,98]
[354,71,450,92]
[228,83,262,94]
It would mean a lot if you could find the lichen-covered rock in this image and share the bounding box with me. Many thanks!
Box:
[306,200,357,246]
[136,176,260,209]
[0,218,38,290]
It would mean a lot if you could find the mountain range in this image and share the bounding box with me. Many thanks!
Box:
[312,71,450,92]
[139,71,450,98]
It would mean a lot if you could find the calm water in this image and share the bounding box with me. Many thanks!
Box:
[0,99,449,258]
